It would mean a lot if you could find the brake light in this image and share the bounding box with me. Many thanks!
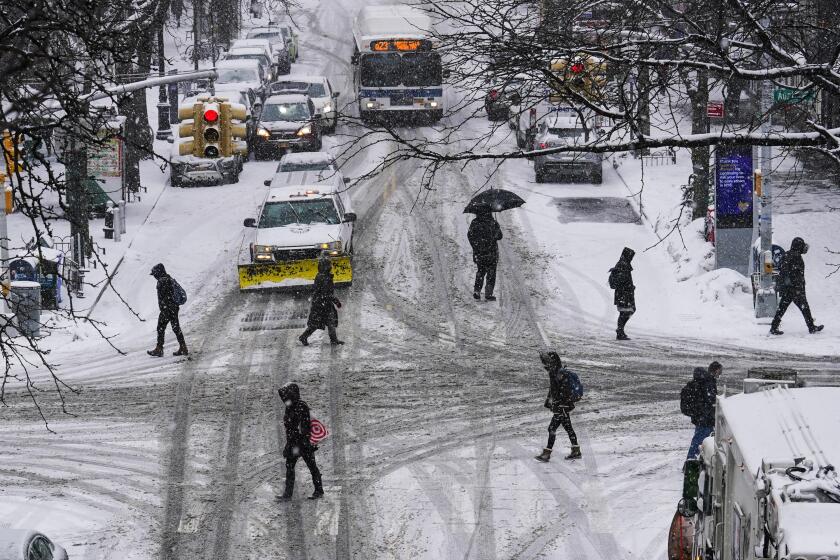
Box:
[489,89,499,100]
[539,143,547,149]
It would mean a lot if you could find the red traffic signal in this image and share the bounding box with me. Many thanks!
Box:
[570,62,585,74]
[203,108,219,123]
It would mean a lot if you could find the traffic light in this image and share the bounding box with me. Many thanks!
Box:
[201,103,221,158]
[177,102,202,156]
[220,102,249,157]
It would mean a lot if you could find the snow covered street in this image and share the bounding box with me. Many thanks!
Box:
[3,0,840,559]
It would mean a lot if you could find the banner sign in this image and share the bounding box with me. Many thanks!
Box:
[715,147,753,229]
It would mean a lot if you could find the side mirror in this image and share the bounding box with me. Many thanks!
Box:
[244,218,257,227]
[343,212,357,223]
[264,179,272,186]
[342,177,352,184]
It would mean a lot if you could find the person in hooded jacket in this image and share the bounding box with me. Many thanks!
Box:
[770,237,823,335]
[147,263,188,357]
[609,247,635,340]
[277,383,324,500]
[535,351,581,462]
[680,362,721,459]
[299,257,344,346]
[467,212,503,301]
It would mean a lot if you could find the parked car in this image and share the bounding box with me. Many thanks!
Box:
[0,529,69,560]
[221,47,276,82]
[214,59,267,101]
[270,76,339,133]
[532,109,603,183]
[244,28,292,74]
[253,94,322,159]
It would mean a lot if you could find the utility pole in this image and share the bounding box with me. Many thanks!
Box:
[754,17,777,318]
[156,25,173,140]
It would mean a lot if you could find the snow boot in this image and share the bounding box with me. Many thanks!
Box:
[147,345,163,357]
[473,291,480,300]
[330,339,345,345]
[298,334,309,346]
[308,490,324,500]
[809,324,824,334]
[485,294,497,301]
[173,344,189,356]
[769,328,784,336]
[535,448,552,462]
[616,330,630,340]
[565,446,582,460]
[276,493,293,501]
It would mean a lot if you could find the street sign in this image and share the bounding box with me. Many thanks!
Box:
[87,135,122,177]
[707,102,724,118]
[773,87,815,104]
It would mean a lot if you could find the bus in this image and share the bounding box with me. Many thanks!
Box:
[351,5,445,123]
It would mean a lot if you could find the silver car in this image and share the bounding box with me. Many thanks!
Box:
[532,112,603,184]
[0,529,68,560]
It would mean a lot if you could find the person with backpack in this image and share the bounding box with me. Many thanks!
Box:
[535,351,582,462]
[147,263,188,357]
[467,211,503,301]
[608,247,635,340]
[680,362,721,459]
[769,237,824,335]
[277,382,324,500]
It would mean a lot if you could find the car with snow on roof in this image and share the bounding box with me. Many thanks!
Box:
[270,76,340,133]
[243,27,292,74]
[532,107,603,184]
[266,152,350,189]
[214,59,268,101]
[0,528,68,560]
[252,93,322,159]
[238,184,356,290]
[221,46,276,83]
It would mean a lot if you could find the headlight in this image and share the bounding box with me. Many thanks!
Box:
[257,128,270,138]
[366,101,375,109]
[317,240,342,254]
[430,101,438,108]
[296,125,312,136]
[253,244,274,261]
[323,103,333,114]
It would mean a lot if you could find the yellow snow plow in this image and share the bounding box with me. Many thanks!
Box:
[238,255,352,290]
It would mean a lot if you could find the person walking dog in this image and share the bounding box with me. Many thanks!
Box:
[535,351,583,462]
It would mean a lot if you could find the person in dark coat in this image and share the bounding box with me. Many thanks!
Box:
[277,383,324,500]
[770,237,823,335]
[535,351,581,462]
[467,212,503,301]
[609,247,636,340]
[681,362,721,459]
[299,257,344,345]
[147,263,188,357]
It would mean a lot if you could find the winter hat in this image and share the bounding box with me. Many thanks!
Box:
[790,237,808,254]
[150,263,166,277]
[540,351,563,369]
[621,247,635,262]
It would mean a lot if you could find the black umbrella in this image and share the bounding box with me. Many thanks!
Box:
[463,188,526,214]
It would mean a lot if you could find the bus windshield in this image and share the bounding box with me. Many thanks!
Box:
[360,53,441,87]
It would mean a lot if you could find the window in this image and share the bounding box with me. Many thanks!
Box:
[248,32,281,41]
[261,102,310,121]
[360,53,402,87]
[278,161,334,172]
[259,199,340,228]
[402,53,442,86]
[217,68,259,84]
[308,83,326,97]
[548,127,589,141]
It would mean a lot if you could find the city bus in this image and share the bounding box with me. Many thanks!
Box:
[351,5,445,123]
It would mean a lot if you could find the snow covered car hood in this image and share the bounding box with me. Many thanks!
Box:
[260,120,307,133]
[254,222,346,248]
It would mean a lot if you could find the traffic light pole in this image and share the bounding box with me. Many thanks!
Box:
[156,26,173,141]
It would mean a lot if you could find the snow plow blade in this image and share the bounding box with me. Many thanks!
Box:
[238,257,352,290]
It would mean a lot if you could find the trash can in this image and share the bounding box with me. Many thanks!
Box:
[10,280,42,337]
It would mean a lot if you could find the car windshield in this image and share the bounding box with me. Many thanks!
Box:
[278,161,334,172]
[248,32,281,41]
[259,199,340,227]
[548,127,588,139]
[262,102,310,121]
[360,53,442,87]
[272,81,325,97]
[225,54,265,65]
[217,67,258,83]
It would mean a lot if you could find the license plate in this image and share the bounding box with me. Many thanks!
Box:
[273,142,289,148]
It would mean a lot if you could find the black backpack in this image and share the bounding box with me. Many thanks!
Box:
[608,268,618,289]
[680,382,697,418]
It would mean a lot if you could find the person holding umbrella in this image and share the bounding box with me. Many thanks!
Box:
[464,188,526,302]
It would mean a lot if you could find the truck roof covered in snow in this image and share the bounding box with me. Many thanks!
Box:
[353,5,432,51]
[265,185,338,202]
[719,386,840,475]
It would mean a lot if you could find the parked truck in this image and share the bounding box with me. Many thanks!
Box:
[669,371,840,560]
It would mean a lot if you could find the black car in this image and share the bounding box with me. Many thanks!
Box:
[484,81,523,121]
[253,94,322,159]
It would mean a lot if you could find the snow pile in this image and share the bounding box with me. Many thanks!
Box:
[662,217,716,282]
[692,268,752,306]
